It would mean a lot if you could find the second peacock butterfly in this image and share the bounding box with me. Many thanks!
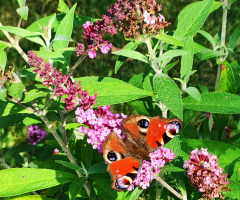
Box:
[101,114,182,191]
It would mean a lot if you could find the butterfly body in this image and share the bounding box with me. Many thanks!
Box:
[102,114,182,191]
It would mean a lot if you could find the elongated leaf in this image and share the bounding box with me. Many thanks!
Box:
[163,60,179,73]
[58,0,70,14]
[81,137,92,170]
[174,0,214,38]
[0,101,32,116]
[88,163,107,175]
[9,83,24,101]
[129,187,143,200]
[0,43,8,73]
[35,50,65,60]
[231,61,240,90]
[82,81,153,107]
[180,37,194,80]
[224,180,240,199]
[0,168,77,197]
[183,92,240,114]
[153,73,183,120]
[22,89,50,103]
[0,88,7,101]
[217,61,236,94]
[21,68,42,82]
[197,49,225,60]
[154,50,188,62]
[0,26,42,37]
[27,15,55,33]
[0,114,41,128]
[198,30,215,48]
[55,160,83,171]
[69,177,87,200]
[183,87,201,101]
[228,23,240,50]
[115,42,139,73]
[154,34,184,46]
[112,49,149,64]
[210,1,222,12]
[53,4,76,50]
[10,195,52,200]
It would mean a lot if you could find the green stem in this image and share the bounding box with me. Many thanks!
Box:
[154,174,183,200]
[215,0,229,91]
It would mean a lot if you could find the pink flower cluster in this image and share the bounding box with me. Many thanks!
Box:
[183,148,230,199]
[27,51,97,110]
[76,0,169,58]
[75,105,127,153]
[27,125,47,145]
[76,0,134,58]
[128,148,175,190]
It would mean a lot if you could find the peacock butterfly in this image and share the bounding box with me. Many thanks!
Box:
[101,114,182,191]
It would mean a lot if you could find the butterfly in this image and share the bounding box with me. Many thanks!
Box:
[101,114,182,191]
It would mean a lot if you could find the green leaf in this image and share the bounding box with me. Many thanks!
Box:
[163,60,179,73]
[88,163,107,175]
[0,114,41,128]
[154,34,184,46]
[183,92,240,114]
[197,49,225,60]
[180,37,194,80]
[174,0,214,38]
[217,61,236,94]
[183,87,201,101]
[21,68,42,82]
[53,4,76,51]
[224,180,240,199]
[35,50,65,61]
[198,30,215,48]
[82,81,153,107]
[129,187,143,200]
[10,195,53,200]
[0,101,32,116]
[153,73,183,120]
[69,177,87,200]
[154,50,188,62]
[228,23,240,50]
[51,34,73,43]
[112,49,149,64]
[0,88,7,101]
[162,165,185,172]
[55,160,83,171]
[198,83,209,93]
[17,0,24,7]
[0,26,42,37]
[9,83,25,101]
[57,0,70,14]
[0,43,8,73]
[115,42,139,74]
[0,168,77,197]
[231,61,240,89]
[26,15,55,33]
[210,1,222,12]
[81,136,92,170]
[16,6,29,20]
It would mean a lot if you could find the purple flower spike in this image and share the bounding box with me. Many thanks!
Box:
[27,125,47,145]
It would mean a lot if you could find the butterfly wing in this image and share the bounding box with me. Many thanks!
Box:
[101,132,141,191]
[145,116,182,151]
